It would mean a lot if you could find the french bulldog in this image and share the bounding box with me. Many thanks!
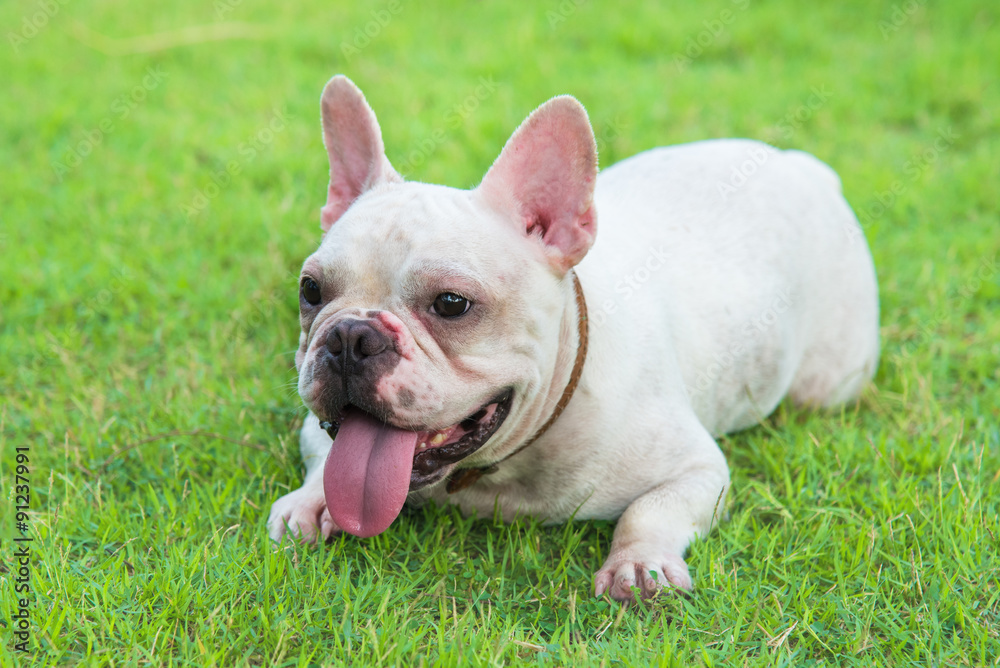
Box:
[267,75,880,603]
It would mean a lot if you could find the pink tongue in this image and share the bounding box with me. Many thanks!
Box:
[323,409,419,538]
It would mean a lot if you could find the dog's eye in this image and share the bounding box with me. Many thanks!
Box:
[432,293,471,318]
[300,277,322,305]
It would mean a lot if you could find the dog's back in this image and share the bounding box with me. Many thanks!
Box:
[582,139,879,434]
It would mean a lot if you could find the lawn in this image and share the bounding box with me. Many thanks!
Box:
[1,0,998,665]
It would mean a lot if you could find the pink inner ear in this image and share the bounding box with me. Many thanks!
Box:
[528,204,597,263]
[319,76,401,231]
[477,96,598,272]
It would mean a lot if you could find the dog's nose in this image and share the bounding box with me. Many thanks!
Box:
[326,319,390,370]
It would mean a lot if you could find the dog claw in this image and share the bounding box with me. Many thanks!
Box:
[268,482,341,544]
[594,550,692,603]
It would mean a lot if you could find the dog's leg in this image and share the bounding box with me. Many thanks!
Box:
[594,424,729,602]
[267,412,340,542]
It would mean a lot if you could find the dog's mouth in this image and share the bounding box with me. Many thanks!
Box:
[319,391,513,538]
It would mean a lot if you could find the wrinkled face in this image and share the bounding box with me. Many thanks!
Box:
[301,76,596,534]
[296,182,563,484]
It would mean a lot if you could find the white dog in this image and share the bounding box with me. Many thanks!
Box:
[268,75,879,602]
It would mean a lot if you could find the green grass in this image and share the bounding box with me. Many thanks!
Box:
[1,0,998,665]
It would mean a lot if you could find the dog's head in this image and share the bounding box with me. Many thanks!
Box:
[296,75,597,536]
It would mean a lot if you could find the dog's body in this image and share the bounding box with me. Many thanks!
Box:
[268,76,879,602]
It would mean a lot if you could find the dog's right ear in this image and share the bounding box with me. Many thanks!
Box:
[319,75,402,231]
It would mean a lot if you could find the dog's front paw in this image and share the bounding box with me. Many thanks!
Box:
[267,482,340,544]
[594,547,692,603]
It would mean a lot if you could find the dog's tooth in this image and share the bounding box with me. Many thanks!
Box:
[418,442,427,450]
[430,433,446,445]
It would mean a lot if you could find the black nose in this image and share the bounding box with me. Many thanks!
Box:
[326,319,390,371]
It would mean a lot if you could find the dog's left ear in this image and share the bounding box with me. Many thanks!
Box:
[477,96,598,273]
[319,75,402,231]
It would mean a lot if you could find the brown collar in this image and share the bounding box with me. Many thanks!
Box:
[446,270,589,493]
